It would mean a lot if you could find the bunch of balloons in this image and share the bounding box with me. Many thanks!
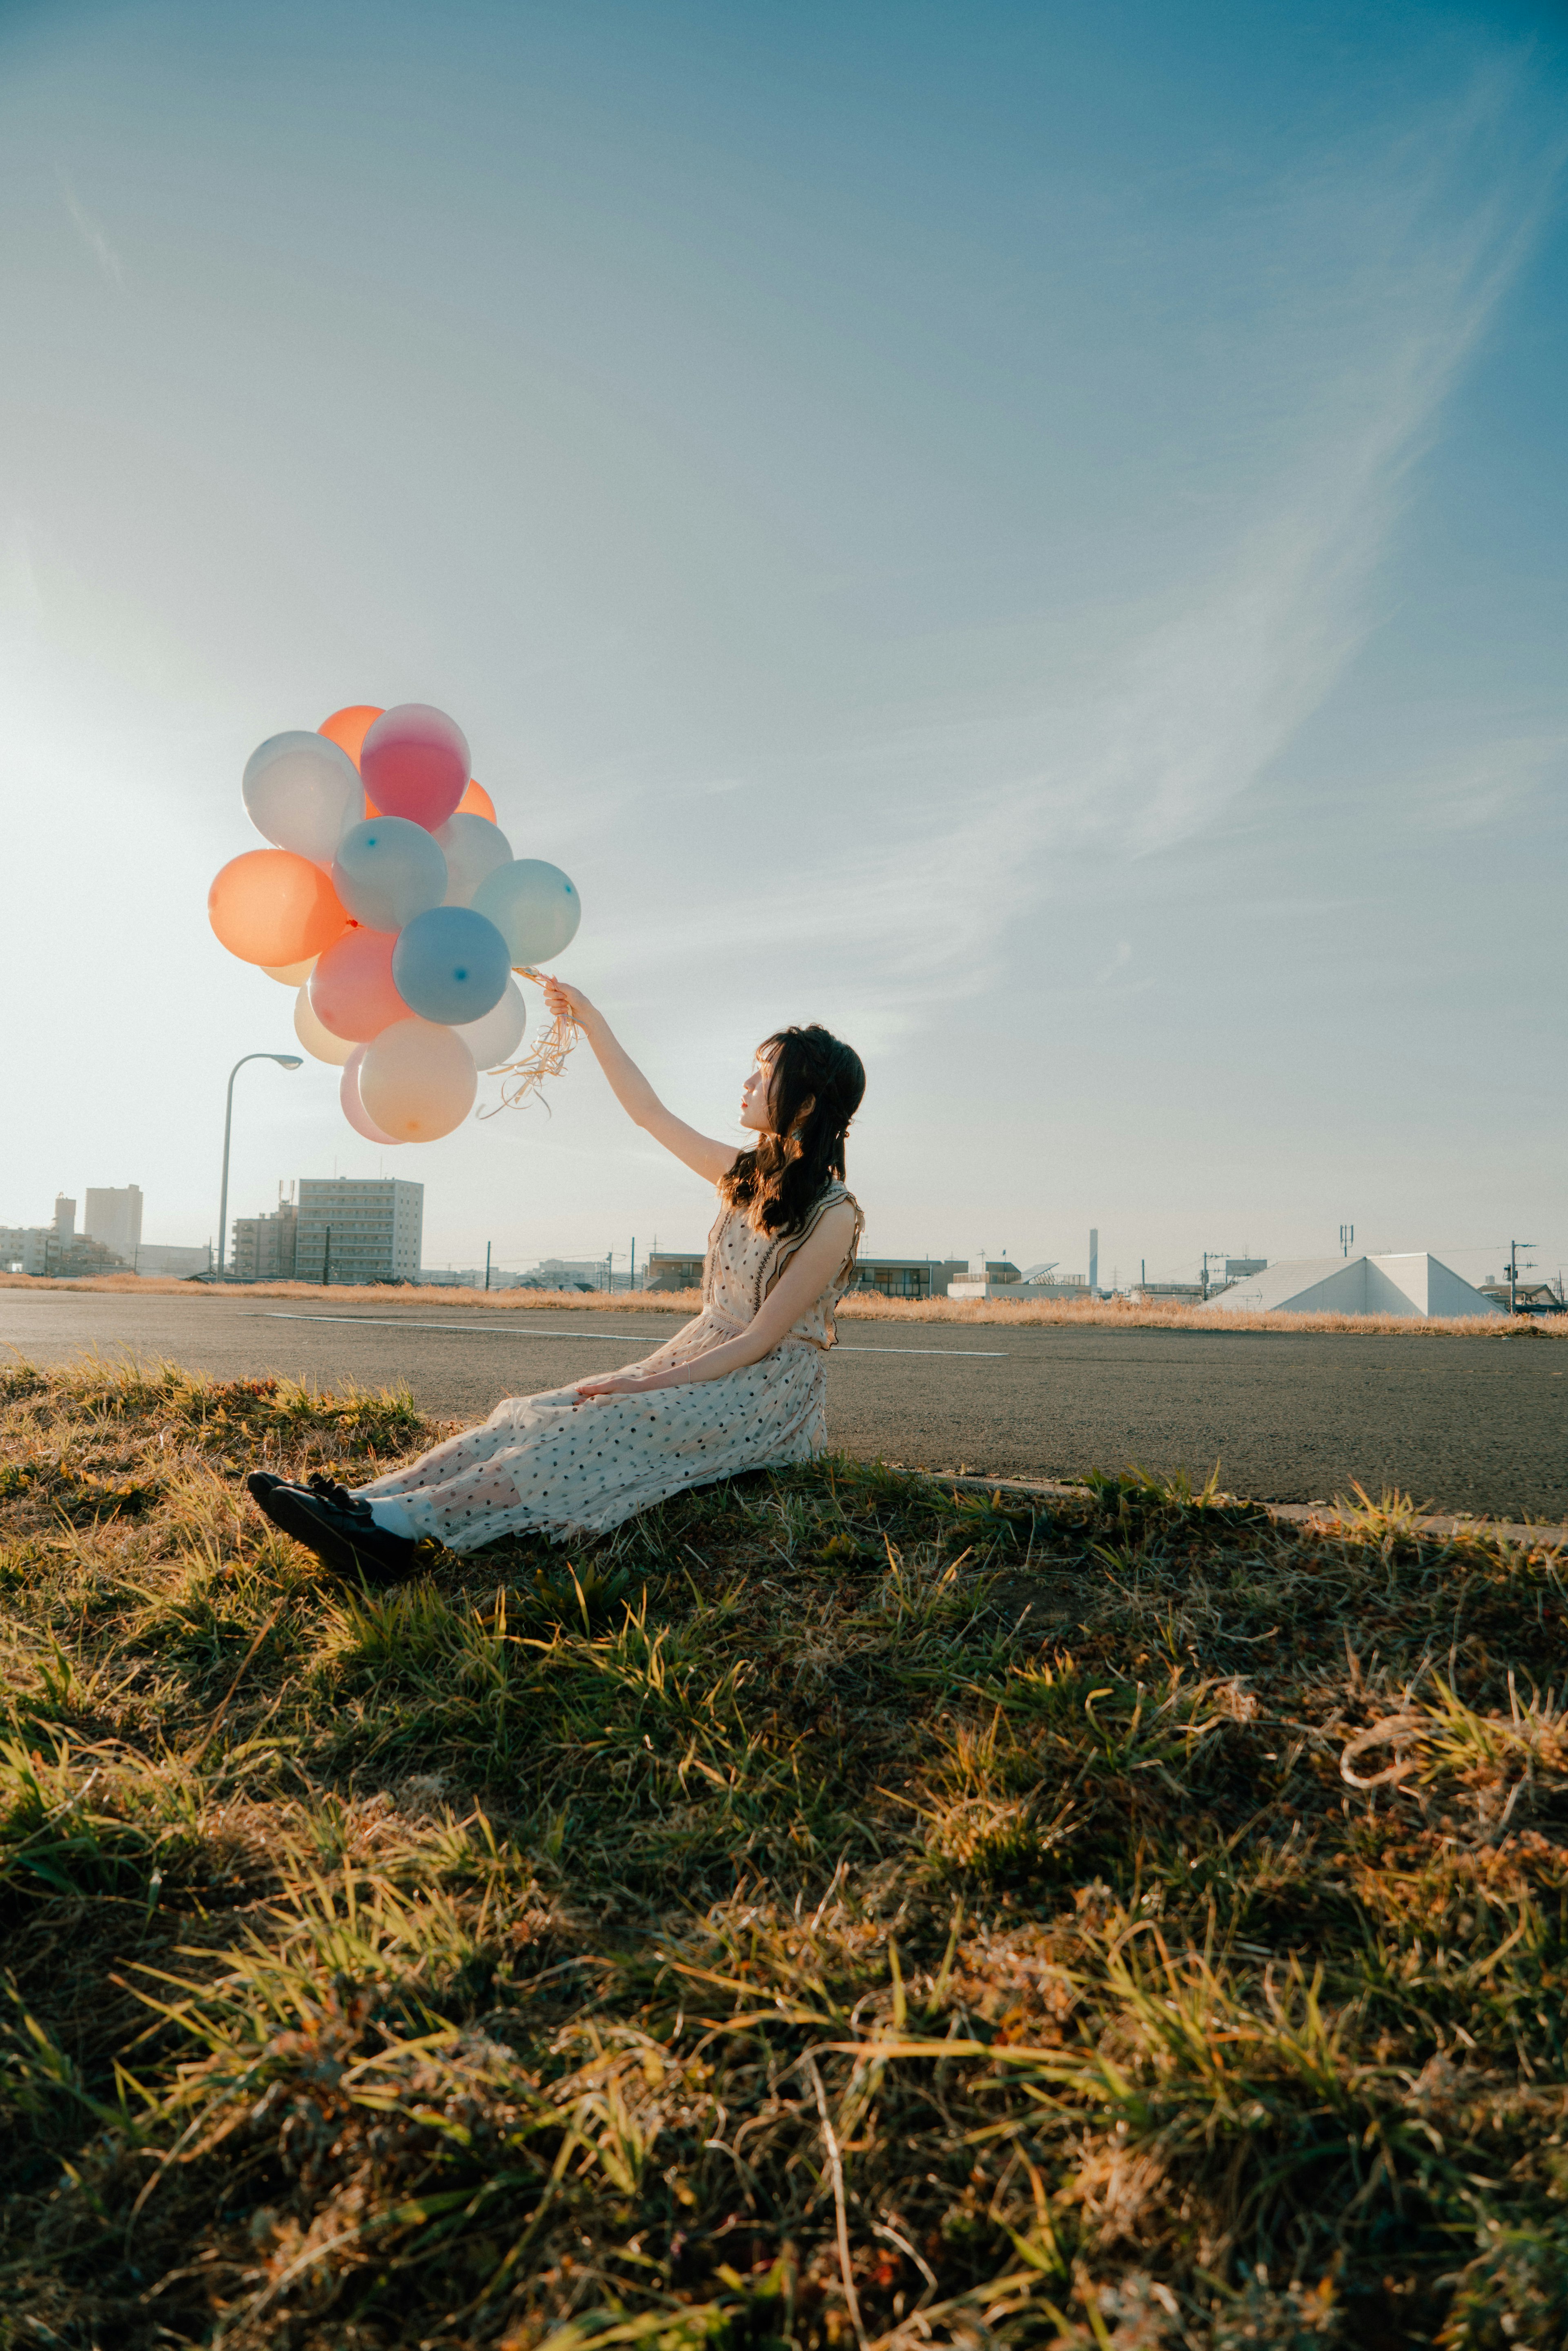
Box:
[207,703,581,1143]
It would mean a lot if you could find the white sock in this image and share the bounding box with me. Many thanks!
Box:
[368,1496,417,1541]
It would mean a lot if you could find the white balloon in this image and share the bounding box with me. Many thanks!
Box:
[294,983,356,1066]
[455,974,526,1068]
[243,732,363,867]
[436,813,514,907]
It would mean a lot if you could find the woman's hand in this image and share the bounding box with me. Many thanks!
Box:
[543,974,595,1027]
[573,1371,658,1405]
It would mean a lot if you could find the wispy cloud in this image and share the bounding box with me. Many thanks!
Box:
[58,172,124,285]
[686,62,1561,1023]
[1415,731,1567,830]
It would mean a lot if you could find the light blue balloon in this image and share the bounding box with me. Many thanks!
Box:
[471,858,581,963]
[333,817,447,932]
[392,906,511,1025]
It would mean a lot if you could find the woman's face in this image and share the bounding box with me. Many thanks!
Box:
[739,1048,779,1134]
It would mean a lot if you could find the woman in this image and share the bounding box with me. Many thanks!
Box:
[249,982,865,1580]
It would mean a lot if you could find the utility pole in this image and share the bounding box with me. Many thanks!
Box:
[630,1238,636,1292]
[484,1241,492,1292]
[323,1227,331,1288]
[606,1248,613,1294]
[1507,1240,1535,1317]
[1339,1223,1354,1259]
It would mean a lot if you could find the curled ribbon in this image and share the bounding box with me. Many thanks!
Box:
[476,965,579,1119]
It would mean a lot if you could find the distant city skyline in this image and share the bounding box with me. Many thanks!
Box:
[4,1164,1554,1302]
[2,0,1563,1286]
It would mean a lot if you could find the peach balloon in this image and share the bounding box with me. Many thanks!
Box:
[294,985,355,1067]
[208,850,348,967]
[359,1018,477,1142]
[309,927,410,1042]
[261,954,318,985]
[318,705,384,770]
[341,1045,402,1144]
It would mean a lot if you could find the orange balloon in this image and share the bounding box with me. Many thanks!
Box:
[318,705,384,771]
[209,850,349,967]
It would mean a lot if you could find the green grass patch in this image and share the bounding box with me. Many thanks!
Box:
[2,1353,1567,2346]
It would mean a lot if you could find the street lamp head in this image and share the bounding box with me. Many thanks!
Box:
[216,1052,307,1278]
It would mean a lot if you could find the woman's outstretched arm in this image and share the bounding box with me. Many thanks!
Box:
[541,976,739,1183]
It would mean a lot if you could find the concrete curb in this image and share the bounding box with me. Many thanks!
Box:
[927,1470,1568,1552]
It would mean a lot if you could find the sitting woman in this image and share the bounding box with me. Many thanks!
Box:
[249,984,865,1580]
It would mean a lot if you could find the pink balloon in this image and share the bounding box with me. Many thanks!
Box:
[308,927,410,1042]
[359,704,470,831]
[341,1045,402,1145]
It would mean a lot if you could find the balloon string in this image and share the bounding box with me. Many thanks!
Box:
[476,966,578,1119]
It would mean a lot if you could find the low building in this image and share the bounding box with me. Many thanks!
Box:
[134,1243,211,1277]
[1011,1269,1093,1300]
[1478,1278,1565,1315]
[644,1250,1016,1300]
[294,1179,423,1285]
[231,1201,298,1281]
[0,1226,45,1275]
[1210,1254,1501,1319]
[859,1257,990,1299]
[527,1257,617,1290]
[646,1250,707,1293]
[946,1255,1022,1299]
[406,1263,613,1289]
[1,1197,131,1277]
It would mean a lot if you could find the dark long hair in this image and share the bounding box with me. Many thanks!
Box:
[719,1023,866,1237]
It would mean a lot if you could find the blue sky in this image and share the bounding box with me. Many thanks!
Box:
[2,0,1564,1288]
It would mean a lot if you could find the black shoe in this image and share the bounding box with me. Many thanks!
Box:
[246,1469,374,1522]
[253,1482,419,1585]
[305,1471,375,1522]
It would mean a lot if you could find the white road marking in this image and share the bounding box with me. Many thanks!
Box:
[255,1312,1008,1358]
[839,1346,1007,1357]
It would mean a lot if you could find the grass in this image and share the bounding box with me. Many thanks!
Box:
[3,1359,1568,2347]
[4,1268,1561,1338]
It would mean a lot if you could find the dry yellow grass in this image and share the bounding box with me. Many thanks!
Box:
[4,1268,1559,1339]
[839,1290,1564,1338]
[7,1358,1568,2345]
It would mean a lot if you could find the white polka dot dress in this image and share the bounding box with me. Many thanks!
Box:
[354,1183,864,1552]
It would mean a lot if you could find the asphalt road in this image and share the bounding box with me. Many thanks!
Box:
[1,1289,1563,1520]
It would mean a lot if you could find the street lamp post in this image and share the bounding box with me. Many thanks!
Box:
[217,1053,303,1277]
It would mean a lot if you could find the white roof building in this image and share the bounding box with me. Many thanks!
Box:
[1210,1253,1502,1319]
